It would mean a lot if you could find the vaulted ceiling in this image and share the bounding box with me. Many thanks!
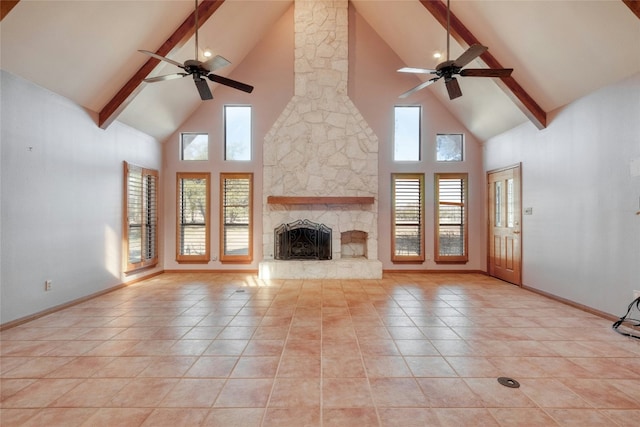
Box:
[2,0,639,142]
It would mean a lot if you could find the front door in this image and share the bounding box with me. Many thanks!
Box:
[488,164,522,285]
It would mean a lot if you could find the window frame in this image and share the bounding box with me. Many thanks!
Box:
[180,132,209,161]
[224,105,252,161]
[391,173,425,263]
[220,173,253,264]
[434,172,468,264]
[393,105,422,162]
[123,161,159,273]
[176,172,211,264]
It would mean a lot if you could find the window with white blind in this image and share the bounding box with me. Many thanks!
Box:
[123,162,158,272]
[391,173,425,263]
[220,173,253,263]
[435,173,468,263]
[176,172,210,263]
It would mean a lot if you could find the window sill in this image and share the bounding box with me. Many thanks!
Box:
[391,259,425,264]
[434,260,468,264]
[220,259,253,264]
[124,262,158,275]
[176,259,210,264]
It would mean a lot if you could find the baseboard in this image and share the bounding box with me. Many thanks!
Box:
[0,270,164,331]
[163,269,260,274]
[383,269,487,275]
[522,284,617,321]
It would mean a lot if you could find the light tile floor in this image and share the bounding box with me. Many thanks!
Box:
[1,272,639,426]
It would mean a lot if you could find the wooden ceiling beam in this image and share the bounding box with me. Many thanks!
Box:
[622,0,640,19]
[98,0,225,130]
[419,0,547,130]
[1,1,20,21]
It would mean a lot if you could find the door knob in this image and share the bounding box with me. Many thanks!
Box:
[513,230,520,234]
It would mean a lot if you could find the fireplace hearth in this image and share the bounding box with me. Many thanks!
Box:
[274,219,332,260]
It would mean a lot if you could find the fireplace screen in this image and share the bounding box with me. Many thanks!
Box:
[274,219,332,260]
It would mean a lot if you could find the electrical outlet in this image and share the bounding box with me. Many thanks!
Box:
[45,280,52,291]
[211,256,218,261]
[633,290,640,300]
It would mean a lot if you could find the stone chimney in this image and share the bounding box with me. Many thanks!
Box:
[260,0,381,279]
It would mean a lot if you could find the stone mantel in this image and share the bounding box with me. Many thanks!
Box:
[267,196,375,205]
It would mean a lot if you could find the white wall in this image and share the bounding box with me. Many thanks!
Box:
[1,70,162,324]
[484,73,640,316]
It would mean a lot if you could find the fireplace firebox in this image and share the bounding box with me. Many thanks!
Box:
[274,219,332,260]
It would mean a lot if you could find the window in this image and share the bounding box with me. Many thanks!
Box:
[394,106,421,161]
[220,173,253,263]
[176,172,210,263]
[435,173,468,263]
[181,133,208,161]
[391,173,425,262]
[123,162,158,272]
[224,105,252,160]
[436,134,463,161]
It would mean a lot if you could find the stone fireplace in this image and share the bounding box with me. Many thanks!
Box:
[259,0,382,279]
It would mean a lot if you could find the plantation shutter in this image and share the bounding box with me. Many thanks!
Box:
[177,173,210,262]
[124,162,158,272]
[391,174,425,262]
[127,165,143,265]
[435,173,468,262]
[144,173,158,261]
[221,173,253,262]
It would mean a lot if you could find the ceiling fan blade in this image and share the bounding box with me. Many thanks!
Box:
[194,76,213,100]
[207,74,254,93]
[397,67,437,75]
[445,77,462,100]
[144,73,187,83]
[399,77,440,99]
[138,50,185,69]
[452,44,488,68]
[460,68,513,78]
[203,55,231,72]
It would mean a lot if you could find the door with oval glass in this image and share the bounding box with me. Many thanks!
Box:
[487,164,522,285]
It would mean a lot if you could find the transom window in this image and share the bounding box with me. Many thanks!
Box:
[435,173,468,263]
[176,172,210,263]
[391,173,425,263]
[224,105,252,161]
[123,162,158,272]
[181,133,208,161]
[394,106,421,161]
[436,134,463,161]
